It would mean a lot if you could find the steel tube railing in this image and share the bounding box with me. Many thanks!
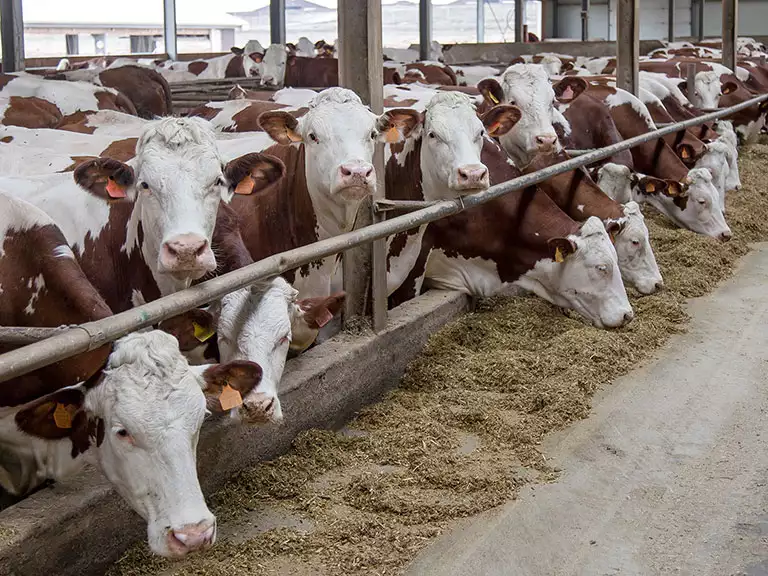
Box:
[0,92,766,383]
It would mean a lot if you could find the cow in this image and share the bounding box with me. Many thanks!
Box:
[166,47,263,79]
[0,192,265,557]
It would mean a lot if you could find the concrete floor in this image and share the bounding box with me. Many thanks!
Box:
[405,244,768,576]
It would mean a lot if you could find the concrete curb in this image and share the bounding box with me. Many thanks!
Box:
[0,290,470,576]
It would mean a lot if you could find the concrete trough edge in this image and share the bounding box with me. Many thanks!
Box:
[0,289,470,576]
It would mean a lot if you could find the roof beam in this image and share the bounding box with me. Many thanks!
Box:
[1,0,25,72]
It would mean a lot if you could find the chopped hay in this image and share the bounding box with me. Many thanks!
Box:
[108,144,768,576]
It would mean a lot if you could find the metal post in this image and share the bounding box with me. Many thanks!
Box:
[419,0,432,61]
[581,0,590,41]
[552,0,559,39]
[616,0,639,95]
[722,0,737,72]
[1,0,24,72]
[697,0,704,41]
[477,0,485,43]
[270,0,286,45]
[515,0,525,42]
[338,0,387,331]
[668,0,675,42]
[163,0,177,60]
[687,63,696,99]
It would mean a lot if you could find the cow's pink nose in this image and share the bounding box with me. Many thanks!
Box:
[338,163,374,187]
[160,234,214,272]
[535,134,558,150]
[456,164,489,189]
[720,230,732,242]
[168,520,216,556]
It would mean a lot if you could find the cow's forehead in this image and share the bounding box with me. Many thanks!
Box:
[502,65,553,97]
[425,94,479,131]
[301,101,376,134]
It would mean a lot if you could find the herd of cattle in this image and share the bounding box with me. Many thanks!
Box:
[0,34,765,559]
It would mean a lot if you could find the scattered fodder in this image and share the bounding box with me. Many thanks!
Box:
[109,144,768,576]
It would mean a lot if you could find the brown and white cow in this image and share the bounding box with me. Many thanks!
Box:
[0,192,265,557]
[165,47,263,80]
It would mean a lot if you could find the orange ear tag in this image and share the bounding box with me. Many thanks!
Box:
[53,403,73,429]
[488,121,502,136]
[384,126,401,144]
[316,308,334,328]
[106,178,127,199]
[219,384,243,411]
[192,321,215,342]
[681,148,689,159]
[555,247,565,263]
[646,182,656,193]
[234,175,255,195]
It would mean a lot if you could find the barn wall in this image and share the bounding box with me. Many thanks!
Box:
[702,0,768,38]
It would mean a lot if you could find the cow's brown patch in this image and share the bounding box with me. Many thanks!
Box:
[186,104,220,121]
[0,135,12,143]
[202,361,262,413]
[99,65,172,119]
[61,155,98,173]
[188,61,209,76]
[95,90,138,116]
[57,110,97,133]
[383,96,418,108]
[0,73,15,90]
[224,54,246,78]
[2,96,62,129]
[100,138,138,162]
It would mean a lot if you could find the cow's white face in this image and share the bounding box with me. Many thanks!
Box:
[695,140,731,210]
[518,217,634,329]
[84,331,214,558]
[260,44,288,87]
[260,88,421,236]
[479,64,578,166]
[713,120,742,191]
[692,71,723,109]
[646,168,731,241]
[610,202,663,295]
[215,278,299,424]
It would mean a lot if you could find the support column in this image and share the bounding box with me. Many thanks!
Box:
[420,0,432,61]
[722,0,737,72]
[616,0,639,95]
[270,0,286,45]
[581,0,590,41]
[1,0,25,72]
[668,0,675,42]
[163,0,177,60]
[698,0,704,41]
[338,0,387,332]
[477,0,485,43]
[515,0,525,42]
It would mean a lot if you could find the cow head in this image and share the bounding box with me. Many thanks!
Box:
[259,44,289,87]
[695,139,732,210]
[478,64,586,165]
[418,92,522,199]
[712,120,742,192]
[74,118,285,289]
[691,71,731,109]
[595,163,668,206]
[642,168,731,241]
[606,202,664,295]
[15,331,263,557]
[260,88,420,235]
[517,217,634,329]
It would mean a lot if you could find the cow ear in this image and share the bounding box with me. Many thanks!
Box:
[259,111,303,145]
[200,361,263,413]
[548,237,577,262]
[249,52,263,63]
[722,81,737,95]
[666,180,690,210]
[677,143,696,161]
[231,46,245,55]
[553,77,588,103]
[229,85,248,100]
[158,308,217,352]
[637,176,667,194]
[15,387,86,442]
[296,292,346,330]
[605,219,626,242]
[378,108,422,143]
[481,104,522,137]
[478,78,504,106]
[74,158,136,201]
[224,152,286,196]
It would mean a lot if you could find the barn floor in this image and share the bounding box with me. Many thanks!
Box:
[108,145,768,576]
[404,242,768,576]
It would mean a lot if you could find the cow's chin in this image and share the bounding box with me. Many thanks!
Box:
[333,184,374,202]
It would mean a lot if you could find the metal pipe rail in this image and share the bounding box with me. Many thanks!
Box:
[0,92,766,383]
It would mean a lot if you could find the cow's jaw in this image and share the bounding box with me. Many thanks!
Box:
[611,204,663,295]
[85,331,214,558]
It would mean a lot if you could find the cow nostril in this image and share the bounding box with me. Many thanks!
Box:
[655,281,664,291]
[623,312,634,324]
[364,167,373,178]
[457,169,469,181]
[195,242,208,257]
[720,231,732,242]
[164,243,178,257]
[341,166,352,177]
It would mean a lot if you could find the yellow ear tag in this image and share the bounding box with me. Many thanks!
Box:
[192,321,215,343]
[219,384,243,411]
[681,148,689,159]
[488,92,500,104]
[646,182,656,193]
[384,126,401,144]
[53,403,73,429]
[555,247,565,263]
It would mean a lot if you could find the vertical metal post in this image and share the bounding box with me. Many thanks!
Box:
[163,0,177,60]
[338,0,387,332]
[616,0,639,95]
[1,0,24,72]
[270,0,286,45]
[477,0,485,43]
[687,63,696,99]
[668,0,675,42]
[552,0,559,39]
[581,0,590,41]
[722,0,737,72]
[515,0,525,42]
[419,0,432,61]
[697,0,704,41]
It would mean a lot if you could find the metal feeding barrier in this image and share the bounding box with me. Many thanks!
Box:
[0,92,766,384]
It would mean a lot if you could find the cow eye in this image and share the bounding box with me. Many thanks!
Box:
[631,240,641,247]
[698,199,707,205]
[308,132,318,143]
[370,130,378,140]
[428,131,436,139]
[596,264,608,273]
[116,429,131,439]
[140,182,149,190]
[215,177,225,187]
